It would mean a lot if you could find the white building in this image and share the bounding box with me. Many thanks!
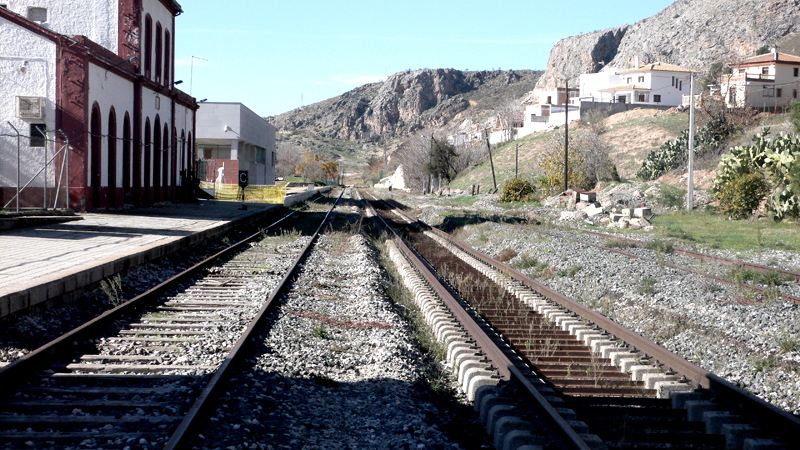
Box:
[1,0,197,210]
[196,103,276,186]
[580,62,695,106]
[720,50,800,109]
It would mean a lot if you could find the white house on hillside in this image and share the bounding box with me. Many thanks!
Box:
[580,62,695,106]
[719,50,800,109]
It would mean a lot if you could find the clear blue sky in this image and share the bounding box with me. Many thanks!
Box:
[175,0,675,117]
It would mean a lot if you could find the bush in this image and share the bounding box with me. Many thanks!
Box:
[715,171,770,219]
[713,130,800,220]
[500,177,536,203]
[538,129,613,192]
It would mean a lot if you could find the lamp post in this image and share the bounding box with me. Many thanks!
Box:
[190,56,207,96]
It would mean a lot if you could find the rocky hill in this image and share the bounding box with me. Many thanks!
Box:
[537,0,800,89]
[271,69,541,143]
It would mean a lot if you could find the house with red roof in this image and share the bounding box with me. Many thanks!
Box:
[719,50,800,109]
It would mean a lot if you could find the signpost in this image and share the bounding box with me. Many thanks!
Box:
[238,170,248,210]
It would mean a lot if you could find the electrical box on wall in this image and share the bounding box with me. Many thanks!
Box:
[16,96,46,119]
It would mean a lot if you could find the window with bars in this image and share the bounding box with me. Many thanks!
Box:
[30,123,46,147]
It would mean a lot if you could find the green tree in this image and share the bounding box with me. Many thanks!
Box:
[426,138,458,182]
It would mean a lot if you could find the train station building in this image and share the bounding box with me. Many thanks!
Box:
[0,0,197,211]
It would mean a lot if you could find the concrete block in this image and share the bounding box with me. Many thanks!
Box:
[642,373,678,389]
[568,324,588,336]
[466,372,499,402]
[722,424,761,450]
[567,420,589,434]
[542,395,565,408]
[590,339,614,353]
[619,358,639,373]
[457,358,486,386]
[576,329,600,341]
[577,433,606,450]
[670,391,704,409]
[493,417,535,450]
[555,408,577,422]
[611,213,626,222]
[0,298,9,318]
[685,400,725,422]
[703,411,744,435]
[502,430,542,450]
[473,385,501,413]
[46,279,65,299]
[630,365,659,381]
[487,404,523,434]
[611,352,636,366]
[28,283,48,307]
[743,438,786,450]
[603,347,628,360]
[634,207,651,218]
[654,381,693,399]
[621,208,634,216]
[9,291,29,315]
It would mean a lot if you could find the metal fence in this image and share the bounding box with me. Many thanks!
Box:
[1,124,70,212]
[198,181,286,203]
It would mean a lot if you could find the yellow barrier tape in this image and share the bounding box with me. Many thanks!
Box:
[198,182,286,203]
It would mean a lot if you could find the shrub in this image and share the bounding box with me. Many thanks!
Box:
[713,129,800,220]
[715,171,770,219]
[500,177,536,203]
[538,129,613,192]
[638,115,739,181]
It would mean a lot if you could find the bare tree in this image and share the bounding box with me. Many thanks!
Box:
[496,95,523,144]
[275,142,303,178]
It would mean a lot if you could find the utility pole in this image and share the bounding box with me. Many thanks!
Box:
[485,131,497,191]
[515,143,519,179]
[564,80,569,192]
[687,72,695,211]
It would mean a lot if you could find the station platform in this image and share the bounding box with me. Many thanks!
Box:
[0,200,279,319]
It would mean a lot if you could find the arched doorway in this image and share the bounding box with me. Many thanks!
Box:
[144,118,151,204]
[123,114,131,205]
[90,104,102,210]
[162,123,169,201]
[153,117,161,202]
[108,108,117,208]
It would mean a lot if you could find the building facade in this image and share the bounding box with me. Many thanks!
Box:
[580,62,695,106]
[720,51,800,109]
[195,103,276,186]
[0,0,197,210]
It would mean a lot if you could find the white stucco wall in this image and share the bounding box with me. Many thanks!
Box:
[196,103,276,185]
[5,0,118,53]
[142,0,174,85]
[88,62,135,188]
[0,18,57,193]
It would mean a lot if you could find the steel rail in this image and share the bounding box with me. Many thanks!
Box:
[371,193,800,441]
[163,187,345,449]
[0,194,333,386]
[361,191,593,450]
[426,227,800,438]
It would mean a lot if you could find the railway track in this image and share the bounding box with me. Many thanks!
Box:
[363,190,799,450]
[0,190,343,450]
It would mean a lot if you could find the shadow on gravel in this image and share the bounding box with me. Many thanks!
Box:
[438,213,529,234]
[187,369,493,450]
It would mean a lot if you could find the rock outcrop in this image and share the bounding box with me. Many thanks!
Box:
[271,69,540,142]
[537,0,800,89]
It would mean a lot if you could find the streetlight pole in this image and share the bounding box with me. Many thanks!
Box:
[190,56,207,96]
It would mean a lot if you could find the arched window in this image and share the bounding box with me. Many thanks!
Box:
[108,107,117,208]
[153,116,161,202]
[164,30,171,86]
[144,118,151,204]
[90,104,102,209]
[187,131,193,176]
[144,15,152,78]
[155,22,162,84]
[180,129,186,180]
[123,113,131,204]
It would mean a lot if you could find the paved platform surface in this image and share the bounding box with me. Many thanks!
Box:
[0,200,278,318]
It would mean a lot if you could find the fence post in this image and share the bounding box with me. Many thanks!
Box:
[8,122,21,213]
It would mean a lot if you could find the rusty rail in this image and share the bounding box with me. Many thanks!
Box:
[362,191,593,450]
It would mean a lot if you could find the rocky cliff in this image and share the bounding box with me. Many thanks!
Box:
[271,69,541,142]
[537,0,800,89]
